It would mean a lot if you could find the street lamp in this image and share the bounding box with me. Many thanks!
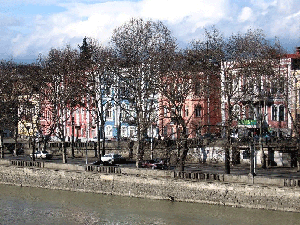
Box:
[71,116,75,158]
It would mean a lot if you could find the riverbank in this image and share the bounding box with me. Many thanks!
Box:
[0,160,299,213]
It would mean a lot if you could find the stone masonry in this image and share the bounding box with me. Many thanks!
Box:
[0,164,299,212]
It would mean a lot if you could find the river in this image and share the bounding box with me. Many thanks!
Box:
[0,184,299,225]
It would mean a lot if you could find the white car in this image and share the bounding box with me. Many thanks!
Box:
[101,153,124,165]
[30,150,53,159]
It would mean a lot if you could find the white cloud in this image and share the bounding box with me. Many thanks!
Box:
[4,0,300,59]
[141,0,228,23]
[238,7,253,23]
[268,9,300,38]
[10,0,232,57]
[11,1,141,56]
[250,0,276,10]
[276,0,299,14]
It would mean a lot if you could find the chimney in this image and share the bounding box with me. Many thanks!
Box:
[296,47,300,54]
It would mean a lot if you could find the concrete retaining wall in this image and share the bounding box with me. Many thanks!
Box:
[0,164,299,212]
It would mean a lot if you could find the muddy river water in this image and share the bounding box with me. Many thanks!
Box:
[0,184,299,225]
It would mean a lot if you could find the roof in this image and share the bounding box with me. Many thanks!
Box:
[285,53,300,59]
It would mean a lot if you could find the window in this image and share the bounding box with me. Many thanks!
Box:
[76,114,80,125]
[171,107,176,117]
[106,108,112,119]
[185,108,189,117]
[164,107,168,117]
[233,105,240,120]
[121,126,127,137]
[272,105,277,121]
[105,125,112,136]
[129,127,135,137]
[195,105,201,117]
[163,126,168,135]
[248,105,254,120]
[171,128,175,139]
[194,82,202,96]
[45,110,50,120]
[178,106,182,116]
[241,106,246,119]
[279,105,284,121]
[121,103,127,120]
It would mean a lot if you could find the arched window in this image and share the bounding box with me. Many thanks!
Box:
[272,105,277,121]
[279,105,284,121]
[106,107,112,120]
[105,125,112,136]
[164,107,168,117]
[195,105,202,117]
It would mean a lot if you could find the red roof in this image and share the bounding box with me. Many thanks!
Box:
[285,53,300,59]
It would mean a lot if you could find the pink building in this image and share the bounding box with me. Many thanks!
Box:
[158,73,222,139]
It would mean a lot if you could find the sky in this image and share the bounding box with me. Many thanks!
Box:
[1,0,300,63]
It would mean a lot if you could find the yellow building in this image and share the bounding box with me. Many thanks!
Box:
[18,94,40,138]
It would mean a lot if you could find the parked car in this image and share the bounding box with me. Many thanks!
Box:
[101,153,125,165]
[141,159,167,170]
[30,150,53,159]
[90,160,102,165]
[6,143,24,155]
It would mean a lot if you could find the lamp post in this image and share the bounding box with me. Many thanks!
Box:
[86,123,88,165]
[249,115,258,176]
[71,116,74,158]
[0,130,4,159]
[250,136,256,176]
[150,123,153,160]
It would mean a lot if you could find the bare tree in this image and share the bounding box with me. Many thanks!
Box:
[0,60,20,158]
[111,18,177,167]
[10,63,43,161]
[158,51,205,171]
[219,29,284,174]
[41,45,81,163]
[79,37,114,160]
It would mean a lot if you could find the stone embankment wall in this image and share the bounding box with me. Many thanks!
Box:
[0,161,299,212]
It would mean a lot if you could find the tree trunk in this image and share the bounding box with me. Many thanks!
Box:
[62,141,67,163]
[0,131,4,159]
[136,140,144,168]
[101,125,105,157]
[31,138,36,161]
[176,136,189,172]
[135,118,143,168]
[14,127,18,156]
[97,122,101,161]
[43,139,47,152]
